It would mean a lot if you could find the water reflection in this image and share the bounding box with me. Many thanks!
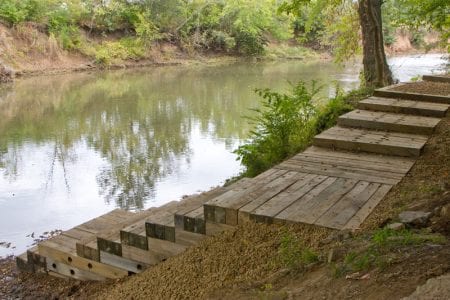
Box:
[0,55,447,256]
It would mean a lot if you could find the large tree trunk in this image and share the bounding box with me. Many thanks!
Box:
[358,0,393,88]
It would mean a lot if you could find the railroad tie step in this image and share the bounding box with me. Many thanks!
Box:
[374,84,450,104]
[358,97,450,118]
[313,126,428,157]
[337,109,441,135]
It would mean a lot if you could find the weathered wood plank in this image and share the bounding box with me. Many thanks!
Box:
[274,177,338,222]
[343,184,393,229]
[290,178,358,224]
[338,109,441,134]
[303,146,415,168]
[374,84,450,104]
[204,169,289,223]
[222,171,306,226]
[46,257,106,281]
[38,238,128,279]
[314,127,427,157]
[358,97,449,117]
[423,75,450,83]
[291,153,411,175]
[276,161,399,185]
[239,174,325,223]
[314,182,380,229]
[99,251,147,274]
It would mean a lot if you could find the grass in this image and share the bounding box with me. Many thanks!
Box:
[330,228,447,278]
[278,231,320,269]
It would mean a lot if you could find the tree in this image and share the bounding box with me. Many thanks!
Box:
[358,0,393,87]
[281,0,394,88]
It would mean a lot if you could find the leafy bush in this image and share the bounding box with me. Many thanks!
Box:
[235,82,372,177]
[95,38,145,65]
[0,0,27,25]
[234,81,320,177]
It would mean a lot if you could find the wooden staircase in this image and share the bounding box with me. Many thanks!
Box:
[16,75,450,281]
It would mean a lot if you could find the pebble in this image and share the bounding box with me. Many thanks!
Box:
[387,222,405,231]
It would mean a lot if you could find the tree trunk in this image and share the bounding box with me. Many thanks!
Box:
[358,0,393,88]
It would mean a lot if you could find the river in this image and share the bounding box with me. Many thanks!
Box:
[0,53,447,257]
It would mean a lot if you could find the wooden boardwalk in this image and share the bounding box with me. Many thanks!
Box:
[17,76,450,280]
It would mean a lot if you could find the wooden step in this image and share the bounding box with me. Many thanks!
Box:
[204,169,302,226]
[358,97,449,117]
[173,179,253,234]
[423,74,450,83]
[374,84,450,104]
[313,126,428,157]
[338,109,441,135]
[38,234,128,279]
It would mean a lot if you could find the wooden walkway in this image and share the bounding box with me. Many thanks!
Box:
[17,76,450,280]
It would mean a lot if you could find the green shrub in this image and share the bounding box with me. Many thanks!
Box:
[0,0,27,25]
[234,81,320,177]
[95,38,145,65]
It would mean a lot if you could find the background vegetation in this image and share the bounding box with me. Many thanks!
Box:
[0,0,445,66]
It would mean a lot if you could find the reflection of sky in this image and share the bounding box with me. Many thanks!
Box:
[0,54,448,257]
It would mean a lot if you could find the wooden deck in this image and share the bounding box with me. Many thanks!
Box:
[16,76,450,281]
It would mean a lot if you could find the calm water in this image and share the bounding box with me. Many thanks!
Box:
[0,54,447,256]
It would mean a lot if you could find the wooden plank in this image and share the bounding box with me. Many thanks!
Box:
[314,182,380,229]
[338,109,440,135]
[374,85,450,104]
[274,177,338,222]
[145,211,176,243]
[291,153,411,175]
[313,127,426,157]
[316,126,429,142]
[174,229,206,246]
[46,257,106,281]
[343,184,393,229]
[183,206,206,234]
[285,178,359,224]
[281,159,404,180]
[26,247,47,273]
[205,222,234,236]
[121,244,162,265]
[358,97,449,117]
[147,233,186,258]
[276,162,399,185]
[222,171,306,226]
[423,75,450,83]
[242,174,327,223]
[204,169,289,223]
[303,146,415,168]
[38,238,128,279]
[99,251,147,274]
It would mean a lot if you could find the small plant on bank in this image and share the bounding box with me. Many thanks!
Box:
[278,231,319,269]
[330,228,447,277]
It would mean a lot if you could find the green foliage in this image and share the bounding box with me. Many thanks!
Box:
[331,228,447,277]
[0,1,27,25]
[94,38,145,65]
[234,81,320,177]
[278,231,319,268]
[235,81,366,177]
[314,86,353,134]
[133,11,161,45]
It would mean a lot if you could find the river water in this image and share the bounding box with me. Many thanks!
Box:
[0,53,447,257]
